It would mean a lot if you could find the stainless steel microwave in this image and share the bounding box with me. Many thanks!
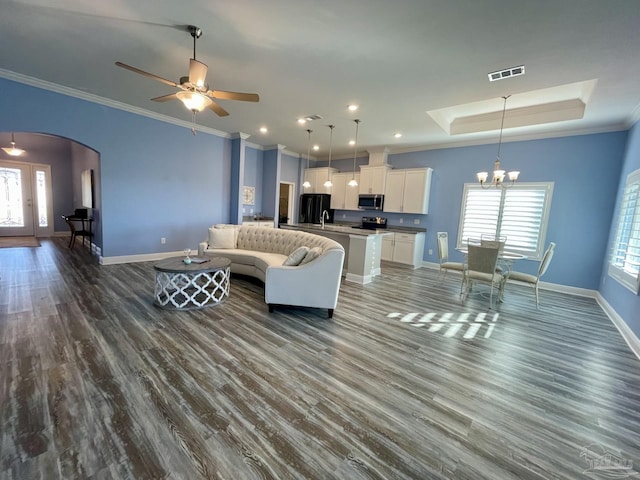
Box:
[358,194,384,210]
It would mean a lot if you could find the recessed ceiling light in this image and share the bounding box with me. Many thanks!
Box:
[259,126,268,134]
[348,104,359,112]
[349,140,356,146]
[394,133,402,138]
[297,118,307,124]
[313,145,319,151]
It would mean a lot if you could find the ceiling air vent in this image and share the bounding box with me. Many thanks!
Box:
[488,65,525,82]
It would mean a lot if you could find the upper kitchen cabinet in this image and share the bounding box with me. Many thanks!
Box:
[330,172,360,210]
[359,165,390,195]
[384,168,433,214]
[303,167,337,194]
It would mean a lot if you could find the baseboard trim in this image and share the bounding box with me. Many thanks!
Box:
[345,273,374,285]
[100,251,187,265]
[596,294,640,361]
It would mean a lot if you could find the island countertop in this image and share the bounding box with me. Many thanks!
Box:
[283,222,426,235]
[282,223,392,236]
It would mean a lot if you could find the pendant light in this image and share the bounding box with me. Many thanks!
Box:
[348,119,360,187]
[2,133,26,156]
[302,129,312,189]
[323,124,335,188]
[476,96,520,188]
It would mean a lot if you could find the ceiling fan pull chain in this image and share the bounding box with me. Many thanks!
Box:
[191,110,197,135]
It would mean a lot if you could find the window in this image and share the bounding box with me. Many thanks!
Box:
[609,168,640,294]
[457,182,554,260]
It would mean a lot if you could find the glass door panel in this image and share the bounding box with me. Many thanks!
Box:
[0,162,34,236]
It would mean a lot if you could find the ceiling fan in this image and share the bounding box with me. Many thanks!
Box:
[115,25,259,118]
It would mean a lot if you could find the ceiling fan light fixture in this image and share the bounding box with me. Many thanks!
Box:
[2,133,25,156]
[176,91,212,112]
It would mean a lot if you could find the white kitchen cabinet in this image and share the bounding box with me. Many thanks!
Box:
[381,234,395,261]
[383,168,433,214]
[303,167,337,194]
[359,165,389,195]
[243,220,275,228]
[380,232,425,268]
[330,172,360,210]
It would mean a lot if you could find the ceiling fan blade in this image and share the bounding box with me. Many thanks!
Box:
[208,90,260,102]
[189,59,208,88]
[207,100,229,117]
[115,62,178,88]
[150,93,178,102]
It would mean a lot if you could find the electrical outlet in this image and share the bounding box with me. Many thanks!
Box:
[414,219,420,224]
[399,218,403,224]
[161,237,166,244]
[250,208,254,215]
[428,249,433,255]
[342,213,346,218]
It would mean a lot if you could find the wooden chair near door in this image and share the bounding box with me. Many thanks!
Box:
[63,215,92,249]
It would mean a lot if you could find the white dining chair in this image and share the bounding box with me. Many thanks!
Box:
[461,244,503,308]
[436,232,465,279]
[503,242,556,308]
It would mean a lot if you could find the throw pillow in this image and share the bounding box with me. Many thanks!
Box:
[208,227,235,249]
[299,246,322,265]
[283,246,310,266]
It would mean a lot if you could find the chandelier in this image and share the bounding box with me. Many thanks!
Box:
[476,96,519,188]
[302,129,312,189]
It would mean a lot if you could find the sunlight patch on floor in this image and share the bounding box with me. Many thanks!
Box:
[386,311,499,339]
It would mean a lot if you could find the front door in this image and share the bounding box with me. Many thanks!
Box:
[0,161,35,236]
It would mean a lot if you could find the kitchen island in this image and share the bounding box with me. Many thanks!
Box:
[280,223,390,285]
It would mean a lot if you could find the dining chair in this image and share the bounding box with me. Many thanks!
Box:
[503,242,556,308]
[436,232,465,279]
[461,244,503,308]
[481,234,507,272]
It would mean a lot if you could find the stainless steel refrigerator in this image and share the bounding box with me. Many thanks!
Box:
[299,194,334,224]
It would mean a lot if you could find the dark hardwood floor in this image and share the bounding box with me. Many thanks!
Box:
[1,238,639,479]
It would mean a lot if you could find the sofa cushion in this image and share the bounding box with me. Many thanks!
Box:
[299,246,323,265]
[208,228,236,249]
[254,252,289,272]
[209,249,261,266]
[283,246,310,266]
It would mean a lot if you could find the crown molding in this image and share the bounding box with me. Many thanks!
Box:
[629,102,640,128]
[230,132,251,140]
[0,68,232,138]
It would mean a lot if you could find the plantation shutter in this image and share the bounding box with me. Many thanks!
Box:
[458,183,553,260]
[609,169,640,293]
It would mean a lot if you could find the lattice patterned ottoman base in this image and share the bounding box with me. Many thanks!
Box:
[153,257,230,310]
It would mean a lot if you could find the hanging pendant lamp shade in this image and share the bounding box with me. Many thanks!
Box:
[323,124,335,188]
[2,133,25,156]
[302,129,312,189]
[348,119,360,187]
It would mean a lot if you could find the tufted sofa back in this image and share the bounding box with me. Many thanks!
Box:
[236,226,343,256]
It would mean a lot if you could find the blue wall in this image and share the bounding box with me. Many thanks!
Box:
[321,133,628,291]
[0,77,232,257]
[244,146,263,215]
[601,120,640,336]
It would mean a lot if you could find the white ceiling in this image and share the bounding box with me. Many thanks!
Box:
[1,0,640,158]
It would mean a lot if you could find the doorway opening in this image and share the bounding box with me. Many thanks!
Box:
[278,182,295,226]
[0,160,53,237]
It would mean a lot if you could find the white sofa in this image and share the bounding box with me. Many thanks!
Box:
[198,225,345,317]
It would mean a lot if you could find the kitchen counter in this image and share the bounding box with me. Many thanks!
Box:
[281,224,389,285]
[287,223,392,236]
